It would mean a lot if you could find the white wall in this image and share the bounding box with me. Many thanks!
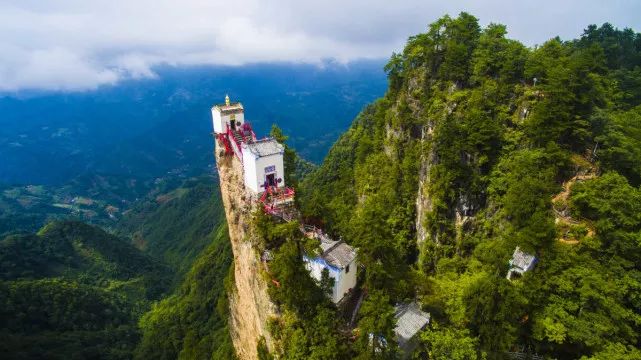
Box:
[212,107,224,133]
[234,112,245,126]
[242,150,285,193]
[336,259,357,301]
[211,107,245,134]
[304,256,358,303]
[242,150,258,190]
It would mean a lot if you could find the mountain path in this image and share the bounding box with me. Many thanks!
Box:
[552,168,597,245]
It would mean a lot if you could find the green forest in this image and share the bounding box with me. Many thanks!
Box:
[293,13,641,359]
[0,178,235,359]
[0,221,171,358]
[116,177,228,283]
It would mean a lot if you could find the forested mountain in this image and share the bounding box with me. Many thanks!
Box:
[3,12,641,360]
[0,178,236,359]
[135,222,235,359]
[117,176,227,282]
[288,14,641,359]
[0,221,172,359]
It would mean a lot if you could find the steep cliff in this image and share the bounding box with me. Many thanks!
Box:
[215,145,277,359]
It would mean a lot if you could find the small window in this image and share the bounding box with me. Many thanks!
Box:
[345,264,350,273]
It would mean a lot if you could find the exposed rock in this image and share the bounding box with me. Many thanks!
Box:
[384,123,402,158]
[551,164,598,245]
[415,148,432,245]
[215,145,277,360]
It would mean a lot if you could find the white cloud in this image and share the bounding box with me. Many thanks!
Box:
[1,0,639,91]
[0,46,119,91]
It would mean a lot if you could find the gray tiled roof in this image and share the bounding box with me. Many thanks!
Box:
[319,234,339,252]
[319,235,356,269]
[510,246,537,271]
[243,138,284,157]
[394,303,430,346]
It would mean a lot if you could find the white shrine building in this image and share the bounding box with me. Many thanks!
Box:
[506,246,537,280]
[211,95,245,134]
[211,95,287,194]
[242,139,286,193]
[212,95,358,303]
[303,231,358,303]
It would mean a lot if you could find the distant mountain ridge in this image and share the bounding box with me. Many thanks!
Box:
[0,61,387,186]
[0,62,386,235]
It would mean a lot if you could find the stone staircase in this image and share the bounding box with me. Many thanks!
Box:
[233,130,244,145]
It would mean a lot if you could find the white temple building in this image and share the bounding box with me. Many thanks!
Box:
[211,95,287,195]
[211,95,358,299]
[211,95,245,134]
[304,232,357,303]
[506,246,537,280]
[242,139,285,193]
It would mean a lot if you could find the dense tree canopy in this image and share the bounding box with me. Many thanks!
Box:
[135,224,235,359]
[1,178,236,359]
[0,221,171,359]
[297,13,641,359]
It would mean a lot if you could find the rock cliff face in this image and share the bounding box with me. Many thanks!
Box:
[215,144,276,360]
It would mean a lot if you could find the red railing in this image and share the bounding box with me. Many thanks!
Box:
[217,133,233,155]
[241,122,257,141]
[260,185,296,220]
[259,185,295,203]
[226,126,243,161]
[223,122,257,162]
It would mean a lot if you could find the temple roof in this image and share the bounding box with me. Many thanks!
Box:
[510,246,537,271]
[394,302,431,346]
[243,138,284,157]
[213,102,244,114]
[318,235,356,269]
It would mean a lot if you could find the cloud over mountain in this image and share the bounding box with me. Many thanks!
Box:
[1,0,639,91]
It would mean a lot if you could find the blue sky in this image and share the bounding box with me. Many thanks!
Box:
[1,0,639,92]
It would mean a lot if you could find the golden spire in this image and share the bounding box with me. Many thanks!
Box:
[225,94,230,106]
